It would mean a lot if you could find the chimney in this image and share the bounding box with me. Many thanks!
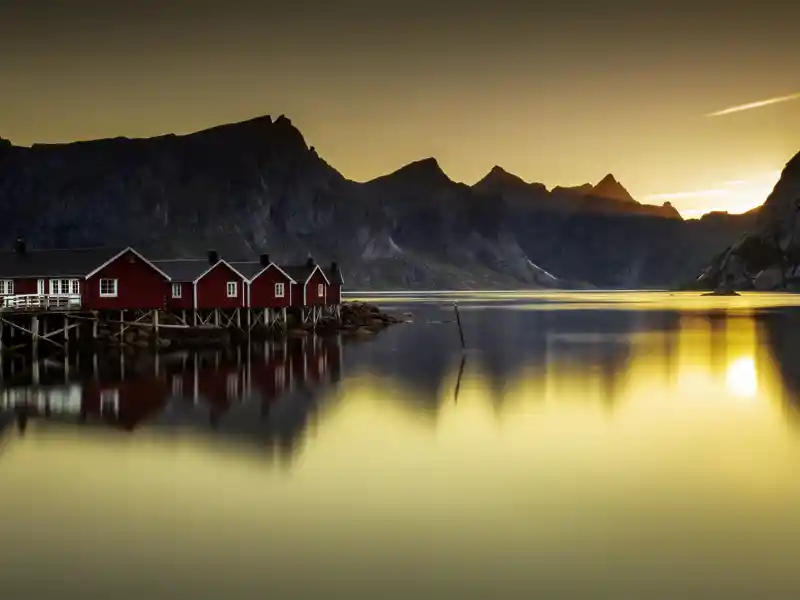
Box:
[259,253,271,267]
[207,250,219,265]
[330,261,339,273]
[306,255,315,268]
[13,238,25,255]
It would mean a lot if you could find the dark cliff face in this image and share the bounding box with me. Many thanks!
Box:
[691,151,800,291]
[0,115,753,289]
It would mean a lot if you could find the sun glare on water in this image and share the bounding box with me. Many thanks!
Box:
[726,356,758,399]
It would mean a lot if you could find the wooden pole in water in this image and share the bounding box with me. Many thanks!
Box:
[453,301,465,350]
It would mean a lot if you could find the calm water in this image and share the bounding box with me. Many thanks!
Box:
[4,291,800,598]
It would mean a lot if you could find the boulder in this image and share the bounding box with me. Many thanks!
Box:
[754,266,784,291]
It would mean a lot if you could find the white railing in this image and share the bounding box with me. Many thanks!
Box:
[1,294,81,311]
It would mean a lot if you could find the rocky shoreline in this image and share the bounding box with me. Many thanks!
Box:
[89,301,405,349]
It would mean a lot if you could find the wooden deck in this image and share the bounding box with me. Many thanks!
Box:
[1,294,81,312]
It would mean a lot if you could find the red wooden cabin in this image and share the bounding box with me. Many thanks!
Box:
[152,251,248,310]
[0,240,171,310]
[282,258,333,308]
[242,254,295,309]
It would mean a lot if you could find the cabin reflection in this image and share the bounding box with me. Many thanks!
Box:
[0,335,344,459]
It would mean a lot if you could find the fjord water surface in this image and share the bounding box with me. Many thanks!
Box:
[4,291,800,599]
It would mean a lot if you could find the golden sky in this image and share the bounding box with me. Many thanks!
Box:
[1,0,798,218]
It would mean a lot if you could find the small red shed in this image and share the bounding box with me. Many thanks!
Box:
[242,254,296,309]
[153,251,248,310]
[282,258,332,308]
[194,254,248,309]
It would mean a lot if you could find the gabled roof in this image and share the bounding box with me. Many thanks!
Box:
[0,246,125,278]
[193,259,247,283]
[326,266,344,285]
[246,262,296,283]
[152,258,248,283]
[84,247,173,281]
[228,261,265,280]
[151,259,210,282]
[281,264,330,285]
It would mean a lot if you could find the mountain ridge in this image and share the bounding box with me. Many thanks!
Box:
[0,113,758,289]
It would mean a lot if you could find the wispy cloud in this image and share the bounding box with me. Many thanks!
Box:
[706,92,800,117]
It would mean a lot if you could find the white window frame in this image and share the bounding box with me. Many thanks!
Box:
[100,389,120,415]
[49,278,80,296]
[37,279,45,295]
[226,281,238,298]
[317,283,324,296]
[171,283,182,298]
[0,280,13,295]
[275,282,285,298]
[99,278,118,298]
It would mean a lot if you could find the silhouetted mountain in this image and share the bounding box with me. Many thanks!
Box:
[691,151,800,291]
[0,115,755,288]
[592,173,636,203]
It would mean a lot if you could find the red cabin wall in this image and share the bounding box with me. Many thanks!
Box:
[84,250,169,310]
[7,278,37,295]
[249,266,293,309]
[195,262,246,309]
[305,269,328,306]
[289,282,304,308]
[327,284,341,305]
[166,281,194,310]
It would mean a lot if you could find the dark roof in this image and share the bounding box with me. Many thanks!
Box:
[280,263,342,285]
[228,261,264,280]
[281,265,316,283]
[326,266,344,285]
[151,259,211,282]
[0,246,125,278]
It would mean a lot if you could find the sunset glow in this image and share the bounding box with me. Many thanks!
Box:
[646,171,782,218]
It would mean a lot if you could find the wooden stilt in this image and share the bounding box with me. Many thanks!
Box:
[31,316,39,354]
[153,309,159,338]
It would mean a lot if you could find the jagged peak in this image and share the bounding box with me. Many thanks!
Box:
[591,173,636,203]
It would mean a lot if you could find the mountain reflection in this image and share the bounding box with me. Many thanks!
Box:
[4,301,800,463]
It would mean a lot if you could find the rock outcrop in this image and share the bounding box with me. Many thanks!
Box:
[690,151,800,291]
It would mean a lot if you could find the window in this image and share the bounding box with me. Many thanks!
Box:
[99,278,118,297]
[226,281,238,298]
[0,280,13,295]
[317,283,324,297]
[172,283,182,298]
[49,279,79,295]
[275,282,285,298]
[100,389,119,415]
[37,279,45,295]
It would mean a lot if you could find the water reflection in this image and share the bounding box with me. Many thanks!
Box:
[5,295,800,598]
[0,335,344,464]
